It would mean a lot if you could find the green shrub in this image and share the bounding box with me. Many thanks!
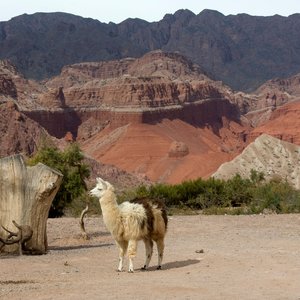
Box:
[223,174,254,207]
[252,179,300,213]
[27,143,90,217]
[128,170,300,215]
[65,194,100,217]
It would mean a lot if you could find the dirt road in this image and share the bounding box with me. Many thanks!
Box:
[1,214,300,299]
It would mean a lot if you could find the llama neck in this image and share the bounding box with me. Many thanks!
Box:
[99,189,120,233]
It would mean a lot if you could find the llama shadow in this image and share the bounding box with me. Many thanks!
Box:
[0,243,114,256]
[0,253,21,259]
[48,243,114,251]
[88,231,111,238]
[145,259,201,271]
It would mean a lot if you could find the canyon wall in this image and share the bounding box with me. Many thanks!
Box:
[24,98,240,139]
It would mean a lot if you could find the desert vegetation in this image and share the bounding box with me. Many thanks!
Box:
[27,142,90,217]
[26,143,300,217]
[123,170,300,215]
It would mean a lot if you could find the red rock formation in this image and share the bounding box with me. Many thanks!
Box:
[23,51,242,140]
[0,77,17,99]
[13,49,300,185]
[0,52,269,184]
[64,131,74,142]
[168,141,189,158]
[0,101,50,157]
[42,51,220,110]
[37,87,66,108]
[0,60,45,110]
[255,73,300,100]
[81,117,247,183]
[248,99,300,145]
[241,73,300,127]
[46,51,207,88]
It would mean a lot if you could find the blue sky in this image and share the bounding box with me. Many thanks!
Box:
[1,0,299,23]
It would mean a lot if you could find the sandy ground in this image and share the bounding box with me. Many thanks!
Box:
[1,214,300,300]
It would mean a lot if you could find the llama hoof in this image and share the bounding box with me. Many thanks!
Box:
[157,265,162,270]
[128,269,134,273]
[117,269,123,272]
[141,265,147,271]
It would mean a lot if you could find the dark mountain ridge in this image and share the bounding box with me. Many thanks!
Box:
[1,9,300,91]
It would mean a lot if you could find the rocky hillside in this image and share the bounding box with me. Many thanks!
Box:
[212,134,300,189]
[0,101,49,157]
[255,72,300,105]
[17,51,245,141]
[0,100,149,189]
[42,51,251,183]
[0,51,251,183]
[0,59,46,110]
[249,100,300,144]
[1,10,300,91]
[39,50,214,110]
[81,118,246,183]
[2,50,300,185]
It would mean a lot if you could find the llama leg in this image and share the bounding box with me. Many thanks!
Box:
[156,238,165,270]
[141,239,153,270]
[116,240,128,272]
[127,240,137,273]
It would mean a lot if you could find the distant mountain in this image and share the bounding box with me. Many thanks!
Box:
[0,10,300,91]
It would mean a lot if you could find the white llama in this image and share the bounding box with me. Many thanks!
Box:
[90,177,168,273]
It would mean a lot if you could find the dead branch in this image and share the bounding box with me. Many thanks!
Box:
[2,224,17,236]
[0,220,33,255]
[79,204,89,239]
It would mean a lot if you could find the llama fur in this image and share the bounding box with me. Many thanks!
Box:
[90,177,168,272]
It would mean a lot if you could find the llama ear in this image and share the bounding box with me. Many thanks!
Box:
[105,180,114,190]
[102,180,107,189]
[96,177,103,183]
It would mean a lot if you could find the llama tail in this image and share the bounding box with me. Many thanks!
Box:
[151,199,168,230]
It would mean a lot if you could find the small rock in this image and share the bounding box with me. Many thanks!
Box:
[195,249,204,254]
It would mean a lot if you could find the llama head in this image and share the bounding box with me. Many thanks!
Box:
[89,177,114,198]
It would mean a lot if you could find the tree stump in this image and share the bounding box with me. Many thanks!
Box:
[0,154,63,254]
